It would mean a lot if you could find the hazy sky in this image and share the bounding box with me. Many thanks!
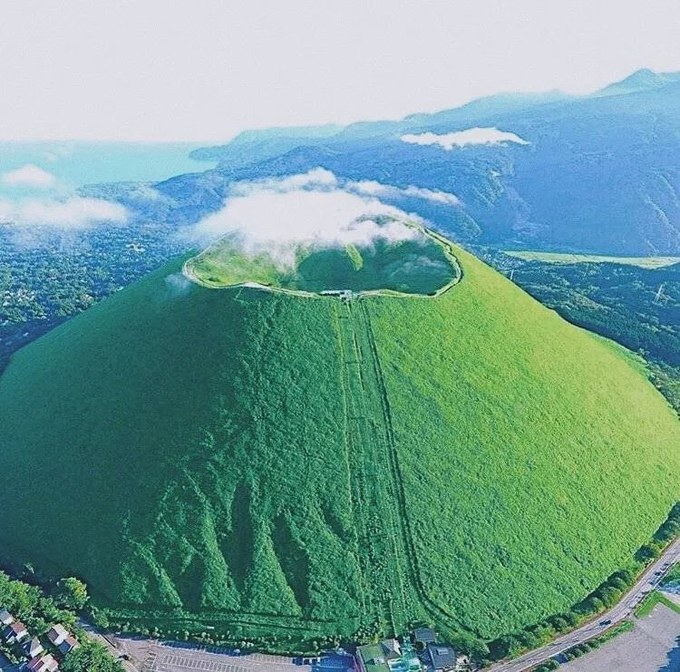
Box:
[1,0,679,141]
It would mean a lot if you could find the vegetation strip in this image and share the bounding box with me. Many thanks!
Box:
[634,590,680,618]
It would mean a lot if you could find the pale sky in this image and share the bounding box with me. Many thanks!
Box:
[1,0,679,142]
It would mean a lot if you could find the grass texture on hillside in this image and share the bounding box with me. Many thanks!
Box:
[0,242,678,649]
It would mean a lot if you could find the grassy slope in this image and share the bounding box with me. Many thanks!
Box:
[504,251,680,268]
[0,247,679,646]
[368,247,680,638]
[0,262,366,639]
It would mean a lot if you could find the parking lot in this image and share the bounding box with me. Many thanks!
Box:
[151,650,304,672]
[118,638,354,672]
[558,603,680,672]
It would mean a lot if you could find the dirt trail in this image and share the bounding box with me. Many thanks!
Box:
[334,298,466,636]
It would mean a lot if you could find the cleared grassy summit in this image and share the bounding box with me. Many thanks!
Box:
[0,243,678,649]
[185,226,458,296]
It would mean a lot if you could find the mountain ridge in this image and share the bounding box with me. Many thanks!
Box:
[79,69,678,257]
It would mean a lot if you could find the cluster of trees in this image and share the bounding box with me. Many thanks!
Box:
[487,568,634,662]
[0,571,122,672]
[52,577,89,612]
[0,571,77,637]
[533,660,559,672]
[98,614,344,658]
[648,362,680,415]
[637,502,680,562]
[0,220,184,373]
[60,640,124,672]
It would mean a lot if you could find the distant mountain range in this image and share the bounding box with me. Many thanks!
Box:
[86,69,680,255]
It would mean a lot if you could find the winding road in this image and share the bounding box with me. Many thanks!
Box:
[488,537,680,672]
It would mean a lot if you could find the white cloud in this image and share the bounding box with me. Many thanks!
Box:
[403,186,459,204]
[349,180,460,205]
[2,164,57,188]
[401,127,529,150]
[230,168,339,196]
[0,197,128,229]
[189,169,423,262]
[232,170,461,208]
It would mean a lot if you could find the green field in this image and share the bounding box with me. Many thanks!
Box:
[0,239,679,650]
[635,591,680,618]
[504,251,680,268]
[185,224,458,296]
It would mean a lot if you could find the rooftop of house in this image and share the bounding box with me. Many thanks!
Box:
[24,637,44,654]
[358,642,392,672]
[47,623,69,642]
[6,620,27,635]
[58,635,79,653]
[358,639,424,672]
[27,653,59,672]
[427,642,457,671]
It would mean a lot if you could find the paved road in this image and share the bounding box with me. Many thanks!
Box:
[557,603,680,672]
[488,537,680,672]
